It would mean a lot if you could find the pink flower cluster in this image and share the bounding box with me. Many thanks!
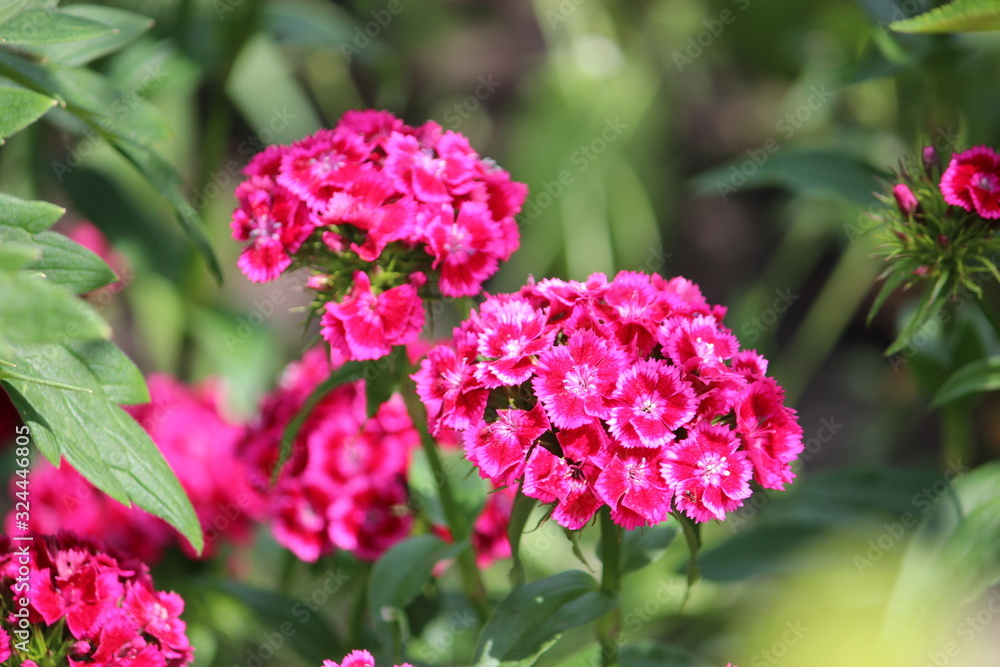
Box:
[7,375,259,562]
[940,145,1000,219]
[0,533,192,666]
[230,110,527,363]
[322,649,411,667]
[239,347,418,562]
[414,271,803,529]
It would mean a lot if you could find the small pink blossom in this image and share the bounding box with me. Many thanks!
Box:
[607,359,696,449]
[940,145,1000,218]
[662,422,753,522]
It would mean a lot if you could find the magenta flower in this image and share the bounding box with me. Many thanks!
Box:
[322,650,413,667]
[1,533,193,667]
[321,271,426,363]
[532,329,626,429]
[662,422,753,522]
[231,110,527,363]
[0,628,9,663]
[736,378,804,491]
[595,451,673,529]
[415,271,802,528]
[464,403,550,487]
[240,347,419,562]
[607,359,697,449]
[940,145,1000,219]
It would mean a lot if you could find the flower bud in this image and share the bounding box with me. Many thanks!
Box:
[913,265,930,277]
[893,184,920,220]
[306,275,332,290]
[937,234,949,249]
[923,146,938,171]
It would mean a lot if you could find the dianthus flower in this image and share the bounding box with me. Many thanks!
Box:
[0,533,193,666]
[230,110,527,364]
[413,271,803,528]
[239,347,419,562]
[940,145,1000,219]
[322,649,412,667]
[7,375,260,562]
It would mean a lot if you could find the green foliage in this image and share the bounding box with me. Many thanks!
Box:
[891,0,1000,33]
[473,570,618,666]
[369,535,469,649]
[932,355,1000,407]
[0,1,208,551]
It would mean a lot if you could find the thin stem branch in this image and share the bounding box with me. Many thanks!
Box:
[598,508,622,667]
[399,371,490,623]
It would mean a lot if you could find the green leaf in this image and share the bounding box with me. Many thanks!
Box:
[363,347,404,418]
[63,339,148,404]
[205,578,343,665]
[0,272,109,344]
[884,271,951,356]
[109,139,223,283]
[0,1,53,28]
[698,467,944,581]
[369,535,468,646]
[689,149,885,206]
[0,192,64,233]
[474,570,617,665]
[277,360,364,476]
[891,0,1000,33]
[866,269,909,326]
[620,640,714,667]
[34,5,153,66]
[0,86,56,144]
[618,523,679,575]
[0,220,117,294]
[931,355,1000,407]
[0,242,39,270]
[0,8,115,46]
[2,341,203,553]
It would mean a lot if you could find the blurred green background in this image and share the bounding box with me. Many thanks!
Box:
[5,0,1000,664]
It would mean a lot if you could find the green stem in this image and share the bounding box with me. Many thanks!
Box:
[399,371,490,623]
[597,508,622,667]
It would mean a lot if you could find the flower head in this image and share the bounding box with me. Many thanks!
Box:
[415,271,802,528]
[940,145,1000,219]
[0,533,193,667]
[230,110,526,363]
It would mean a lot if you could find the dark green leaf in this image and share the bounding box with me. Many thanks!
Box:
[891,0,1000,33]
[206,578,343,665]
[699,467,944,581]
[0,86,55,143]
[931,355,1000,407]
[109,139,223,283]
[620,640,713,667]
[0,192,64,233]
[884,271,951,356]
[34,5,153,66]
[363,347,403,418]
[0,8,115,46]
[474,570,617,665]
[2,341,202,553]
[689,149,885,206]
[619,523,679,575]
[369,535,468,645]
[0,272,109,344]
